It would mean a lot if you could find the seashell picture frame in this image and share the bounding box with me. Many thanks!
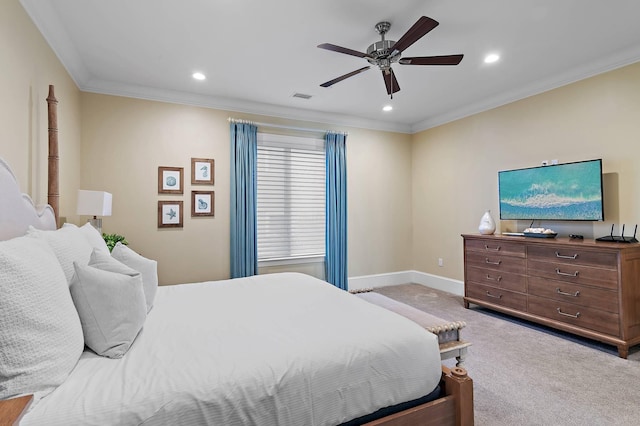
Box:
[158,166,184,194]
[191,191,214,217]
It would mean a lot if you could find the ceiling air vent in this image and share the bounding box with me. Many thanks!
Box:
[292,93,312,100]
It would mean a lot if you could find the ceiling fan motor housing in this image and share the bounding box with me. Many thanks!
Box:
[366,40,400,69]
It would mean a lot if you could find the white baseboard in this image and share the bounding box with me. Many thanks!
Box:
[348,270,464,296]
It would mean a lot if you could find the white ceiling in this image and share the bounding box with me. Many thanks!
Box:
[20,0,640,133]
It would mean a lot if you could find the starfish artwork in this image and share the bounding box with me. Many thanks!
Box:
[166,208,177,220]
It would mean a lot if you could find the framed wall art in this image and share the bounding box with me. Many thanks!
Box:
[191,158,214,185]
[158,201,184,228]
[191,191,214,217]
[158,166,184,194]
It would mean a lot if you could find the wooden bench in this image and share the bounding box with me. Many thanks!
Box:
[353,291,471,367]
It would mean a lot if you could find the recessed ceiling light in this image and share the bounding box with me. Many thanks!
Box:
[484,54,500,64]
[382,105,393,112]
[192,72,206,80]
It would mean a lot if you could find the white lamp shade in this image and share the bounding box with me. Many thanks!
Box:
[77,190,112,216]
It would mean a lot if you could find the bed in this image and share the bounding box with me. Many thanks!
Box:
[0,86,473,425]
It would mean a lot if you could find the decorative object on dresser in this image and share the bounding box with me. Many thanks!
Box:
[477,210,496,235]
[76,189,112,234]
[462,234,640,358]
[190,158,214,185]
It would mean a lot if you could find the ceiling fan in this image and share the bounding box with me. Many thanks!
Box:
[318,16,463,99]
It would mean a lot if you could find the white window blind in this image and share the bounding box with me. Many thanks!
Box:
[257,133,325,261]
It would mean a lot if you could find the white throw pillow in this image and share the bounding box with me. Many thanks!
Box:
[69,262,147,359]
[111,242,158,312]
[89,249,140,277]
[27,225,93,284]
[64,222,110,255]
[0,236,84,399]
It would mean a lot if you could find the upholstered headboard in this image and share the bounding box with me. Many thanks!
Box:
[0,157,57,241]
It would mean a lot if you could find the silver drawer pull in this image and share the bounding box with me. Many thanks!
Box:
[555,268,579,277]
[557,308,580,318]
[486,274,502,282]
[486,291,502,299]
[556,288,580,297]
[484,245,501,251]
[555,251,578,260]
[485,258,502,265]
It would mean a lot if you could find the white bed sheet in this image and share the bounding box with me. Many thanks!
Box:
[21,272,441,426]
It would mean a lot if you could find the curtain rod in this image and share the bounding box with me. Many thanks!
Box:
[228,117,347,136]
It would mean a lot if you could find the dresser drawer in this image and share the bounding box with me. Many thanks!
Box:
[466,251,526,274]
[527,259,618,290]
[466,265,526,293]
[528,276,619,313]
[527,245,617,269]
[465,239,526,258]
[466,282,527,311]
[528,295,620,336]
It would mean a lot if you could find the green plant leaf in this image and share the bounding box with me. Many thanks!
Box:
[102,233,128,252]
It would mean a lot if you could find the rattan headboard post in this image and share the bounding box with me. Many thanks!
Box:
[46,84,59,225]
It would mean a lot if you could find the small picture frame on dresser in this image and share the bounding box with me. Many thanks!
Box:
[191,158,214,185]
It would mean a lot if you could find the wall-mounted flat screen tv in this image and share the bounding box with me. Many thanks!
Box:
[498,159,604,221]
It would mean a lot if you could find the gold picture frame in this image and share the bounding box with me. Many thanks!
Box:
[191,158,214,185]
[158,166,184,194]
[158,201,183,228]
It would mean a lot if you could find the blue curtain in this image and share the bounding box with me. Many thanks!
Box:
[325,132,348,290]
[230,122,258,278]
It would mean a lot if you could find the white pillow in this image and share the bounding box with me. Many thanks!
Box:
[63,222,110,255]
[89,249,140,277]
[27,225,93,284]
[111,242,158,312]
[0,236,84,399]
[69,262,147,359]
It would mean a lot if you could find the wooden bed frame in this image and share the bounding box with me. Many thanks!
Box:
[0,85,475,426]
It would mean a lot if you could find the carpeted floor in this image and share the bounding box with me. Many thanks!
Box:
[374,284,640,426]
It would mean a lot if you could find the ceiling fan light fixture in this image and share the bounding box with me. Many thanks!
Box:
[192,72,206,80]
[317,16,463,96]
[382,105,393,112]
[484,53,500,64]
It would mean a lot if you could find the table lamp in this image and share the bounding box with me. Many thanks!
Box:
[77,190,112,234]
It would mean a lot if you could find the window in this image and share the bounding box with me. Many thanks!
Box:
[257,133,325,262]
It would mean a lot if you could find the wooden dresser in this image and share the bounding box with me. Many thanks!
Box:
[462,234,640,358]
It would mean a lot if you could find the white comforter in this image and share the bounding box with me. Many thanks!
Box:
[22,273,441,426]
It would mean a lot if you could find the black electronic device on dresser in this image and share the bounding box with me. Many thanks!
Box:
[596,224,639,243]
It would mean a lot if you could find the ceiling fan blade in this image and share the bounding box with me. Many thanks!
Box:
[391,16,439,54]
[317,43,370,58]
[399,54,464,66]
[320,66,371,88]
[382,69,400,95]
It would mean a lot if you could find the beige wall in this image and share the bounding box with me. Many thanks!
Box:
[0,0,82,219]
[412,61,640,285]
[80,94,413,284]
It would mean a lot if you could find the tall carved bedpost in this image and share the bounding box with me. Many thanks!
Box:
[46,85,59,225]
